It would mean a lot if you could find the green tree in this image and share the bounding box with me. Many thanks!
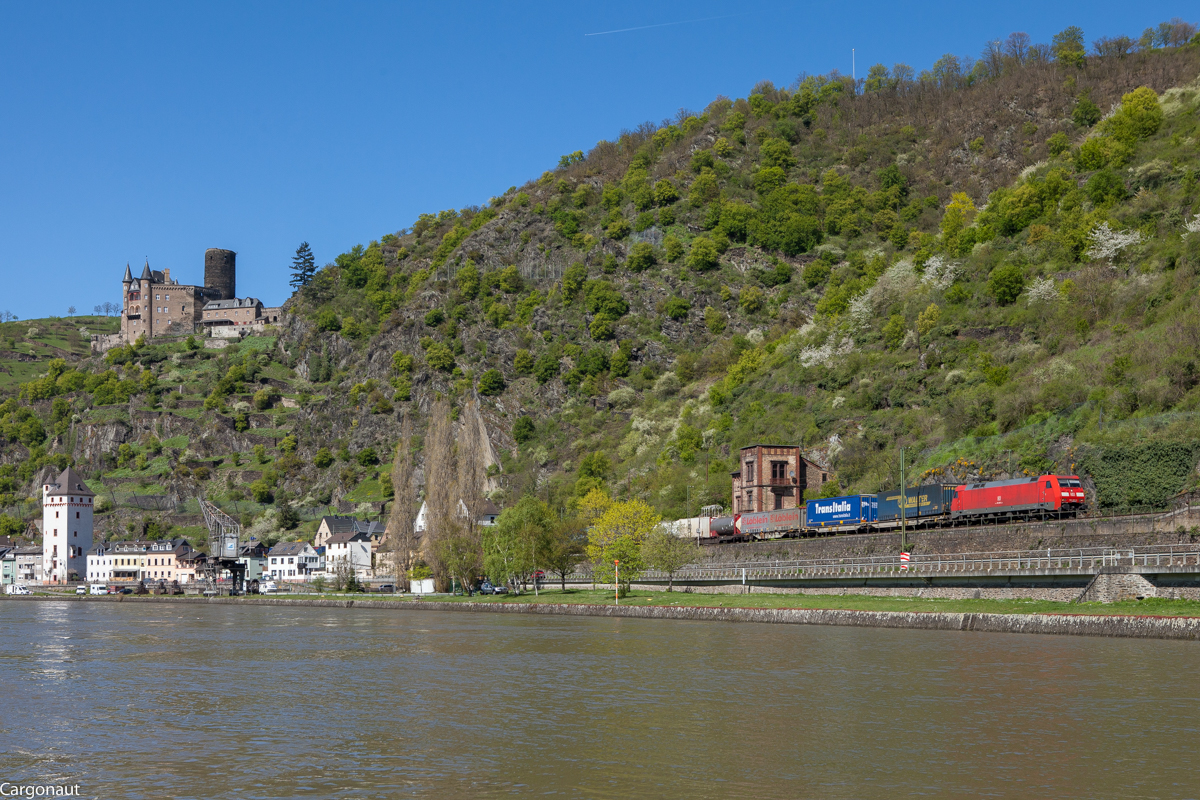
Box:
[1052,26,1086,67]
[1047,132,1070,156]
[314,448,334,469]
[628,242,657,271]
[1072,96,1102,128]
[739,286,764,314]
[704,306,726,334]
[652,180,679,206]
[478,369,506,396]
[357,447,379,467]
[586,494,661,592]
[759,138,797,169]
[641,527,700,591]
[883,314,906,350]
[539,516,587,590]
[534,352,560,384]
[425,343,456,371]
[512,415,535,444]
[289,241,316,290]
[562,262,588,302]
[483,495,551,589]
[663,235,684,263]
[513,349,534,374]
[316,310,341,332]
[916,303,941,360]
[988,264,1025,305]
[687,237,720,271]
[664,298,690,320]
[456,261,480,299]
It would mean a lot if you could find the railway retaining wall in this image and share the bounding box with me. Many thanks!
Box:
[701,508,1200,564]
[9,594,1200,641]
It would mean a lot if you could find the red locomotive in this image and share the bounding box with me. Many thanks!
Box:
[950,474,1087,521]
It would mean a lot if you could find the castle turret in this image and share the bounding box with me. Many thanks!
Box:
[204,248,236,301]
[122,263,133,290]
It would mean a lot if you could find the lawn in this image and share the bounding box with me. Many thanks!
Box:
[341,588,1200,618]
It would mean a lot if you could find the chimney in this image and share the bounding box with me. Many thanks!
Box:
[164,268,171,283]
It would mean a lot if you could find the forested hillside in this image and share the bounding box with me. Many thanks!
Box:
[4,20,1200,547]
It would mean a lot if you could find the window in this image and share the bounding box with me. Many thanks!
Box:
[821,473,828,483]
[76,511,80,519]
[745,462,754,482]
[156,294,160,300]
[774,493,783,510]
[1046,481,1052,489]
[746,491,753,508]
[771,461,787,481]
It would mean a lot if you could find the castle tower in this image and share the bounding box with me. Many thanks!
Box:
[204,248,236,301]
[139,260,153,341]
[42,467,95,584]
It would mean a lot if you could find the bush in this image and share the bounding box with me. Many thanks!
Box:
[610,349,630,377]
[607,386,637,409]
[704,306,726,334]
[315,310,341,332]
[534,352,560,383]
[803,261,830,288]
[739,286,765,314]
[988,264,1025,305]
[314,448,334,468]
[250,480,273,503]
[513,349,534,374]
[1085,170,1127,205]
[253,387,279,410]
[664,235,684,263]
[628,242,657,272]
[478,369,506,396]
[279,434,297,454]
[687,238,720,271]
[605,218,631,239]
[254,444,267,463]
[357,447,379,467]
[664,298,690,320]
[1072,96,1102,128]
[1047,132,1070,156]
[424,308,445,326]
[562,262,588,302]
[425,343,456,371]
[512,415,535,443]
[498,265,523,293]
[653,372,681,399]
[456,261,480,298]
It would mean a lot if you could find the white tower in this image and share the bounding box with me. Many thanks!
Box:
[42,467,95,584]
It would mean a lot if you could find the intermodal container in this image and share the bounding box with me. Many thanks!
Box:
[805,495,878,528]
[877,484,956,523]
[739,507,805,537]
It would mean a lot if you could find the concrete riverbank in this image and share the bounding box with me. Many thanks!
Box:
[9,594,1200,641]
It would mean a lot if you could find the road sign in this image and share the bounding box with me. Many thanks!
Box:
[733,514,742,536]
[900,551,911,571]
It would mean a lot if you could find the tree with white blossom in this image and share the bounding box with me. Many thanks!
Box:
[1086,222,1143,270]
[1026,277,1061,305]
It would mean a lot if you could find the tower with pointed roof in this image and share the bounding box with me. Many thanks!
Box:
[42,466,95,583]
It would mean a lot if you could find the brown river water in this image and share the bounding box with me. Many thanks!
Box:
[1,601,1198,799]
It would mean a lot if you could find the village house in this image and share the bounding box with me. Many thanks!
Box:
[324,531,373,581]
[314,516,385,549]
[267,541,321,581]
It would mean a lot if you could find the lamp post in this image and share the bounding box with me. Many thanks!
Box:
[614,559,619,605]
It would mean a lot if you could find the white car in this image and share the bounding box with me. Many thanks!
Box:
[5,585,31,595]
[261,581,278,593]
[89,584,107,595]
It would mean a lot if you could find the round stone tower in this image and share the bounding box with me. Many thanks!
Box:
[204,248,236,300]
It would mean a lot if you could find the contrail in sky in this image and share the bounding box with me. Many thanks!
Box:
[584,14,746,37]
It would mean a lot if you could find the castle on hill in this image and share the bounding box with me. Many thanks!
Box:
[95,247,282,351]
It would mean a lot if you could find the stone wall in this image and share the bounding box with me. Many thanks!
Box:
[16,594,1200,640]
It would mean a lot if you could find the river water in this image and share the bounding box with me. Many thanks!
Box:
[1,601,1198,799]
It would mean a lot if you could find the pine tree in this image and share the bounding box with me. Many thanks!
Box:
[289,241,316,289]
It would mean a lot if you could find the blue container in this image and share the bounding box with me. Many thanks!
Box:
[805,495,878,528]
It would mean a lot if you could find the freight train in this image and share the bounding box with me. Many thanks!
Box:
[669,474,1088,543]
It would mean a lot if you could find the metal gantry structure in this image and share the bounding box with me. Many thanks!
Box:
[199,497,246,595]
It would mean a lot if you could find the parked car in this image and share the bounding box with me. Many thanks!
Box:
[5,584,31,595]
[261,581,278,594]
[89,584,106,595]
[107,585,123,595]
[75,585,87,595]
[478,581,508,595]
[376,584,396,593]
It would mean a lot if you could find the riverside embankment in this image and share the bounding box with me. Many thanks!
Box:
[10,594,1200,641]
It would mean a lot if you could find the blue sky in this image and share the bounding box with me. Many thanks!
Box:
[0,1,1191,319]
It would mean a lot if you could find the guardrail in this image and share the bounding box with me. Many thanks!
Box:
[564,543,1200,584]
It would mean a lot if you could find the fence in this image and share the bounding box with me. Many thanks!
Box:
[568,543,1200,584]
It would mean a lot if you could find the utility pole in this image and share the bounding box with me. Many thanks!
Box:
[852,48,856,82]
[900,447,907,551]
